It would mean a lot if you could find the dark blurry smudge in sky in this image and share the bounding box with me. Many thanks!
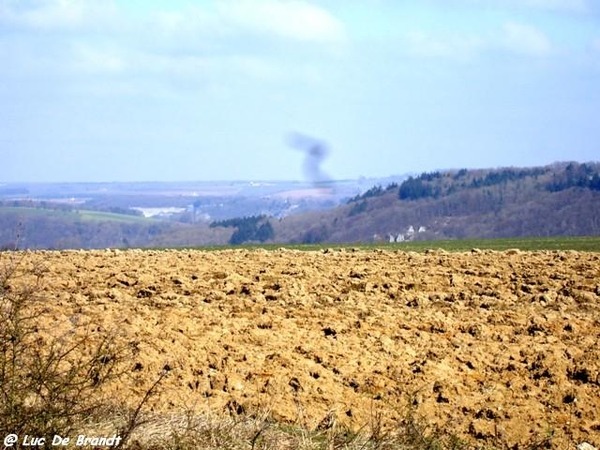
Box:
[286,132,332,190]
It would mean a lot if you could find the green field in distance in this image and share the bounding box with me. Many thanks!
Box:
[194,235,600,252]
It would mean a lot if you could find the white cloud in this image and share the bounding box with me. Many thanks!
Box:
[0,0,338,100]
[401,20,556,61]
[0,0,120,31]
[71,44,125,74]
[404,31,484,61]
[450,0,590,13]
[500,21,553,56]
[517,0,589,13]
[147,7,223,39]
[218,0,346,43]
[143,53,281,81]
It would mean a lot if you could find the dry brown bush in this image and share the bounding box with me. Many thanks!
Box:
[0,252,166,448]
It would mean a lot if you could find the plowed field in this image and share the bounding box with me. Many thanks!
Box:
[11,248,600,447]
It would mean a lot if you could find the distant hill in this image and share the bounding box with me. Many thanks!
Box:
[272,162,600,244]
[2,162,599,249]
[0,204,232,250]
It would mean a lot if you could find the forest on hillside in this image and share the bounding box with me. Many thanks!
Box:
[273,162,600,244]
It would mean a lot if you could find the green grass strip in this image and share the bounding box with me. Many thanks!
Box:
[185,235,600,252]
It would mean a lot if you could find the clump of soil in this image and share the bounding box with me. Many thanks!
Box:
[17,248,600,447]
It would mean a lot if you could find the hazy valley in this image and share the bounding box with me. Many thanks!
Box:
[1,161,599,250]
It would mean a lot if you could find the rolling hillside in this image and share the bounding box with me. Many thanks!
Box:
[0,205,232,249]
[273,162,600,244]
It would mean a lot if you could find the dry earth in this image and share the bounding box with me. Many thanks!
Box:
[9,248,600,448]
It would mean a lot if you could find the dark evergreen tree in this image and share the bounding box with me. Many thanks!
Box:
[256,221,275,242]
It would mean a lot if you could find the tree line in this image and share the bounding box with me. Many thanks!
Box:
[210,215,275,245]
[546,163,600,192]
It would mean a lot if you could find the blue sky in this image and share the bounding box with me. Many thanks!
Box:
[1,0,599,182]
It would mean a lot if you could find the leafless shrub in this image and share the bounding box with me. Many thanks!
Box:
[0,252,166,446]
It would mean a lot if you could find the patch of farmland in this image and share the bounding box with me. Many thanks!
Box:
[13,248,600,448]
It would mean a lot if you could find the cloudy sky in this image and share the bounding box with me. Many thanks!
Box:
[1,0,599,182]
